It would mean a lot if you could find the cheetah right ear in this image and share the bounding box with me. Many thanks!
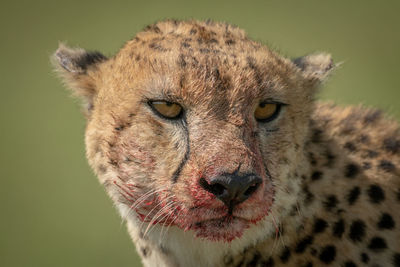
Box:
[52,43,107,111]
[293,53,336,86]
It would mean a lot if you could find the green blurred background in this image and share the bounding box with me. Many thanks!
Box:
[0,0,399,266]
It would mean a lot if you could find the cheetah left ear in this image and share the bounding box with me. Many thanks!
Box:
[52,43,107,112]
[293,53,336,85]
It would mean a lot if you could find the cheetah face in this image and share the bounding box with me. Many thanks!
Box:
[54,20,333,242]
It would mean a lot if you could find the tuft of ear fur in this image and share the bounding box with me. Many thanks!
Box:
[293,53,336,85]
[52,43,107,112]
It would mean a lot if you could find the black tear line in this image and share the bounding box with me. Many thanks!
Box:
[172,118,190,183]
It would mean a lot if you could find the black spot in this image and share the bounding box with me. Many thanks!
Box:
[303,186,314,205]
[178,54,186,68]
[344,261,357,267]
[393,253,400,267]
[363,109,382,124]
[289,204,298,216]
[347,186,361,205]
[247,252,261,266]
[135,55,141,61]
[378,160,396,172]
[383,137,400,154]
[360,252,369,263]
[262,257,274,267]
[223,254,233,265]
[181,42,191,48]
[324,150,336,167]
[98,164,107,173]
[295,235,314,253]
[362,162,372,170]
[341,122,355,135]
[313,219,328,234]
[311,129,323,143]
[189,28,197,35]
[377,213,395,229]
[144,24,161,33]
[323,195,338,212]
[344,142,357,152]
[200,48,210,53]
[349,220,366,242]
[247,56,257,69]
[358,134,370,144]
[280,247,291,263]
[246,56,263,85]
[345,163,359,178]
[179,75,186,90]
[319,245,336,263]
[108,141,115,148]
[311,171,323,181]
[209,38,218,44]
[302,262,313,267]
[368,237,387,252]
[149,42,168,52]
[225,39,236,45]
[308,152,317,166]
[140,246,150,257]
[364,149,379,158]
[109,159,118,166]
[367,184,385,204]
[114,125,124,131]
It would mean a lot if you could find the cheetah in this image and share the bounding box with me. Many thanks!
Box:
[53,20,400,267]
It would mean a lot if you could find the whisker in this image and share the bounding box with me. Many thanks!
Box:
[128,186,165,210]
[296,200,302,217]
[158,207,176,241]
[139,195,175,232]
[144,201,176,237]
[270,212,280,256]
[121,187,167,225]
[113,181,135,200]
[130,188,161,210]
[161,209,183,241]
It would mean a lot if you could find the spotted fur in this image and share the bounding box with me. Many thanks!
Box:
[54,20,400,267]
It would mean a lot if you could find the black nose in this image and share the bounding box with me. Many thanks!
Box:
[199,173,262,212]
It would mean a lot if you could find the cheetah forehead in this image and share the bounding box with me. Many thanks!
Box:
[99,20,319,110]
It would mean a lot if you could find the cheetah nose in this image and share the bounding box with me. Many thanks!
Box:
[199,174,262,212]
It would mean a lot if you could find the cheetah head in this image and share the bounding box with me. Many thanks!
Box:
[54,20,334,243]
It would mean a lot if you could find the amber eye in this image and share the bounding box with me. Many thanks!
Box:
[149,100,183,119]
[254,102,281,122]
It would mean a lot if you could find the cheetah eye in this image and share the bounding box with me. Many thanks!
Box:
[149,100,183,119]
[254,102,281,122]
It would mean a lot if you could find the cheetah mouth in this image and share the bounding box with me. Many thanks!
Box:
[182,206,270,242]
[189,215,254,242]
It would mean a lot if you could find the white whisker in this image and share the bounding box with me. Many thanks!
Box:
[144,201,176,237]
[139,195,175,232]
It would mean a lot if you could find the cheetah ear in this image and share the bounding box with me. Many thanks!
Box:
[52,43,107,111]
[293,52,336,85]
